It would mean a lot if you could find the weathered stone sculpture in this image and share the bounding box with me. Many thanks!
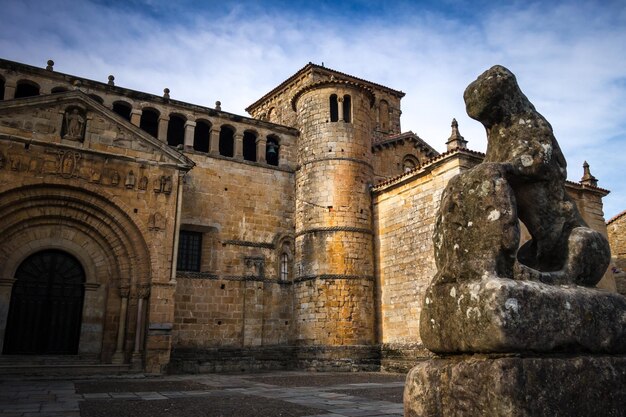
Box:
[419,65,625,354]
[406,66,626,416]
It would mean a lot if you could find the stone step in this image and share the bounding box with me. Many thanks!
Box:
[0,355,134,376]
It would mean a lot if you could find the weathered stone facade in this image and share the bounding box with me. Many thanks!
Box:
[608,211,626,295]
[0,58,616,373]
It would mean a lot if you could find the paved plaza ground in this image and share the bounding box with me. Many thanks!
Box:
[0,371,406,416]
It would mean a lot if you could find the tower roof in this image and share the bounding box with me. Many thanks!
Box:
[245,62,405,114]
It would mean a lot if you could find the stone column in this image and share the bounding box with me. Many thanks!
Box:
[3,82,16,100]
[234,132,244,159]
[338,97,344,122]
[184,121,196,151]
[130,109,142,127]
[158,116,169,142]
[0,278,15,354]
[209,128,220,155]
[256,137,267,163]
[131,285,150,370]
[112,286,130,364]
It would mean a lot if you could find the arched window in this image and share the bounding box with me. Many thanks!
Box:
[14,80,40,98]
[266,135,280,166]
[379,100,389,132]
[277,239,293,282]
[88,94,104,104]
[219,125,235,157]
[0,76,4,101]
[167,114,186,147]
[402,155,419,173]
[112,101,132,121]
[51,86,68,94]
[329,94,338,122]
[267,107,276,123]
[139,107,159,138]
[343,94,351,123]
[243,131,257,162]
[280,253,289,281]
[194,120,211,153]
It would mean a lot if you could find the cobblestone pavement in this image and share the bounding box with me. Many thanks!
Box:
[0,371,406,416]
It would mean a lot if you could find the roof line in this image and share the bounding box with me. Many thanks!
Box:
[0,58,298,135]
[246,62,405,113]
[607,209,626,224]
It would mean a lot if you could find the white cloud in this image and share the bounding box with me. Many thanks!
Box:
[1,0,625,217]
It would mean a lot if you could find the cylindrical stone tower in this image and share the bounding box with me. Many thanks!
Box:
[291,80,376,358]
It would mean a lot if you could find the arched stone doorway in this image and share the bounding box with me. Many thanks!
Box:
[3,250,85,355]
[0,183,152,365]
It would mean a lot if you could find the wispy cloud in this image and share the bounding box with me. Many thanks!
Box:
[1,0,625,217]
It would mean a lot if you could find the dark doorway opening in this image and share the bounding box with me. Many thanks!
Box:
[3,250,85,355]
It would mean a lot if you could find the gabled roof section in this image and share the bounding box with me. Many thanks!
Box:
[246,62,405,114]
[608,210,626,225]
[372,131,439,158]
[0,90,194,170]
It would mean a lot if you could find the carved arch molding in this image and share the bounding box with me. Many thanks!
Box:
[0,184,151,358]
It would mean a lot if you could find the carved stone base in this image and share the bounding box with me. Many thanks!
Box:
[131,352,143,371]
[421,276,626,353]
[111,351,125,365]
[404,354,626,417]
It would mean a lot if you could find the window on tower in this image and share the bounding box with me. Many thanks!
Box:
[343,94,351,123]
[330,94,339,122]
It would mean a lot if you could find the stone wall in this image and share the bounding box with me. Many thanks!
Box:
[172,152,296,352]
[608,212,626,295]
[373,151,482,371]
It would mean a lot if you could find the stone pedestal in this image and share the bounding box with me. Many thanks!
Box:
[404,355,626,417]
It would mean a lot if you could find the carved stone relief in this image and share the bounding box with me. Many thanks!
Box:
[125,170,136,189]
[59,151,81,178]
[245,257,265,278]
[62,106,86,142]
[111,170,120,186]
[10,154,20,171]
[138,176,148,190]
[148,213,165,231]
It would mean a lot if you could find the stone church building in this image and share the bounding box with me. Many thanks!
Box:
[0,58,617,373]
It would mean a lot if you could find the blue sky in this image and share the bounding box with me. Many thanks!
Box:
[1,0,625,219]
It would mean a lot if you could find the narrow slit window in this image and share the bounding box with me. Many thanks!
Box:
[280,253,289,281]
[329,94,338,122]
[343,95,351,123]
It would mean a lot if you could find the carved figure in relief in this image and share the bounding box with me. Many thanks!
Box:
[111,170,120,186]
[125,170,136,189]
[90,169,101,183]
[139,176,148,190]
[163,176,173,194]
[10,155,20,171]
[148,213,165,230]
[63,108,85,141]
[60,152,81,178]
[153,177,162,193]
